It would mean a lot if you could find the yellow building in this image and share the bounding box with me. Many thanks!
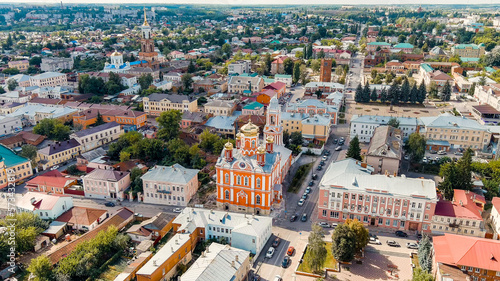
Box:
[420,114,491,151]
[36,139,82,170]
[281,112,331,143]
[143,93,198,116]
[0,144,32,189]
[8,60,29,72]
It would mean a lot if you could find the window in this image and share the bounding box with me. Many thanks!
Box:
[225,190,230,200]
[322,210,327,217]
[475,268,480,273]
[386,219,390,226]
[256,195,261,205]
[400,221,405,228]
[225,173,229,183]
[330,211,339,218]
[352,194,356,200]
[378,218,383,224]
[244,177,248,186]
[256,178,261,188]
[393,220,398,227]
[237,176,241,185]
[345,193,349,199]
[468,267,473,272]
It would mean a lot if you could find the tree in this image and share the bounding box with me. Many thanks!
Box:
[187,60,196,73]
[311,59,321,72]
[2,68,19,75]
[119,151,131,162]
[93,112,105,126]
[387,117,400,128]
[388,81,401,105]
[409,84,418,104]
[380,88,388,103]
[156,110,182,141]
[138,73,153,91]
[412,267,435,281]
[371,69,378,80]
[370,88,378,102]
[181,73,193,92]
[355,84,363,103]
[346,135,362,161]
[441,80,451,101]
[331,224,356,262]
[362,82,371,103]
[264,53,272,75]
[33,119,70,141]
[317,49,325,59]
[52,123,70,141]
[439,162,457,200]
[417,81,427,104]
[418,235,433,273]
[406,132,426,162]
[292,61,301,84]
[400,78,410,103]
[199,129,220,153]
[7,79,18,91]
[469,82,476,96]
[28,255,53,281]
[222,43,232,55]
[281,57,293,75]
[290,131,303,146]
[299,64,308,85]
[345,219,369,254]
[0,86,4,94]
[456,148,473,191]
[306,43,313,60]
[305,225,327,273]
[20,144,38,167]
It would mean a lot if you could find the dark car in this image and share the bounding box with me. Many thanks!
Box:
[290,214,298,222]
[312,174,318,180]
[282,256,291,268]
[252,274,260,281]
[308,181,314,186]
[429,150,437,154]
[369,233,378,239]
[333,139,338,144]
[317,166,322,171]
[320,160,325,165]
[324,150,331,156]
[272,237,281,248]
[395,231,408,237]
[301,213,308,222]
[105,202,115,207]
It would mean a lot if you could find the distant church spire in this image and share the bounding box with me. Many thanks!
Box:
[143,8,149,26]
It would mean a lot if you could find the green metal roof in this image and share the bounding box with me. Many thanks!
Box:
[421,63,433,72]
[243,101,264,109]
[367,42,391,46]
[460,57,480,62]
[393,43,414,49]
[275,74,292,78]
[0,144,30,168]
[454,44,481,50]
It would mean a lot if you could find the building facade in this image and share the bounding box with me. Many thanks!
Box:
[0,144,33,189]
[350,115,421,143]
[141,164,199,206]
[83,168,130,200]
[317,159,437,233]
[70,122,123,152]
[36,139,82,170]
[30,72,68,87]
[365,126,402,175]
[203,100,237,116]
[40,57,74,72]
[143,93,198,115]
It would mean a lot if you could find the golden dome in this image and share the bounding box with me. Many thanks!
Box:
[224,141,233,150]
[240,121,259,137]
[236,132,242,139]
[110,51,122,57]
[257,146,266,154]
[266,136,274,143]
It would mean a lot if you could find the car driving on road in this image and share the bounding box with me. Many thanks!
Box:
[386,240,400,247]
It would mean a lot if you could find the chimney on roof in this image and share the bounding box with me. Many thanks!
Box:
[30,197,36,205]
[235,255,239,262]
[231,260,235,267]
[153,260,157,266]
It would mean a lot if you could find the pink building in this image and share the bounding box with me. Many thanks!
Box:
[83,169,130,200]
[318,159,437,233]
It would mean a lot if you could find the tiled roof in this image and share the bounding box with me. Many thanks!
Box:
[72,122,120,138]
[434,234,500,272]
[84,168,129,181]
[27,170,76,189]
[56,206,107,226]
[141,164,199,184]
[17,192,71,211]
[147,93,196,103]
[38,139,81,156]
[366,126,402,159]
[434,200,482,220]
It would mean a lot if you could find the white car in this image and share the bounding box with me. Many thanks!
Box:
[318,222,330,228]
[322,155,328,161]
[298,199,305,206]
[369,237,381,245]
[273,276,282,281]
[266,247,275,258]
[173,208,182,213]
[335,146,342,151]
[50,165,59,171]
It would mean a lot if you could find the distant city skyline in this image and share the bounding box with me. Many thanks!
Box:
[1,0,498,5]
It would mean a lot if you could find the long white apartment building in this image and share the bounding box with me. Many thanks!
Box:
[350,115,422,143]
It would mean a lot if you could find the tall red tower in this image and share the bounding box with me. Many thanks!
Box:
[319,58,333,82]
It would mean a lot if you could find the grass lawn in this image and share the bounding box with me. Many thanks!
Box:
[98,257,130,280]
[288,163,313,193]
[297,242,338,274]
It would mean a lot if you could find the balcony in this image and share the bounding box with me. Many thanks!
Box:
[157,190,171,194]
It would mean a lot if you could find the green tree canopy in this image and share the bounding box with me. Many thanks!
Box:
[346,135,362,161]
[306,225,328,273]
[156,110,182,142]
[405,132,426,162]
[331,224,356,262]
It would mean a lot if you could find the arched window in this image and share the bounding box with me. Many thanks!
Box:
[256,178,261,188]
[244,177,248,186]
[236,176,241,185]
[271,116,275,125]
[225,190,230,200]
[225,173,229,183]
[256,195,261,205]
[252,140,255,147]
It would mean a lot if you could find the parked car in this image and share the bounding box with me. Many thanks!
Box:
[301,213,308,222]
[324,150,331,156]
[290,214,298,222]
[404,155,410,160]
[266,247,275,258]
[312,174,318,180]
[318,222,330,228]
[301,193,308,200]
[369,237,381,245]
[369,233,378,239]
[273,275,282,281]
[333,139,338,144]
[454,151,463,156]
[395,230,408,237]
[272,237,281,248]
[308,181,314,186]
[104,202,115,207]
[252,274,260,281]
[298,199,305,206]
[282,256,291,268]
[50,165,59,171]
[320,160,325,165]
[173,208,182,213]
[438,150,447,155]
[305,187,312,194]
[317,166,323,171]
[422,158,428,164]
[406,242,419,249]
[287,246,295,256]
[322,155,328,161]
[331,223,338,228]
[429,150,437,154]
[386,240,400,247]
